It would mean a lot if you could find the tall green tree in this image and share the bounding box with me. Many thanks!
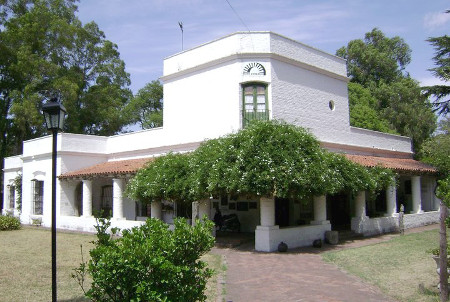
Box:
[347,82,396,134]
[127,80,163,129]
[419,117,450,176]
[0,0,132,208]
[337,28,436,151]
[1,0,132,155]
[423,33,450,116]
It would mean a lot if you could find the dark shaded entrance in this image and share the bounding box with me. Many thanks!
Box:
[327,193,351,230]
[275,197,289,227]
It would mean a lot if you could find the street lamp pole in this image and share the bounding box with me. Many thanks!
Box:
[42,99,67,302]
[51,127,57,302]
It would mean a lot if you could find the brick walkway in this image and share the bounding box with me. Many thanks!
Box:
[212,224,438,302]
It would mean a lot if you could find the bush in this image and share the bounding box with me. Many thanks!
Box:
[0,215,21,231]
[74,217,215,302]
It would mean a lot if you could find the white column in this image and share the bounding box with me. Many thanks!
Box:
[412,176,423,213]
[112,178,125,219]
[260,196,275,227]
[192,201,199,225]
[151,201,162,219]
[198,199,211,220]
[351,191,368,234]
[82,180,93,217]
[311,195,329,225]
[386,184,397,216]
[354,191,367,218]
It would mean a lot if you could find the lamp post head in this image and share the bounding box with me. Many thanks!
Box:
[42,98,67,132]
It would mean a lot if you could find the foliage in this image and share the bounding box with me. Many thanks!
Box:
[422,34,450,116]
[437,176,450,207]
[13,174,22,211]
[127,153,194,203]
[127,80,163,129]
[419,117,450,176]
[347,82,396,134]
[373,77,436,149]
[73,217,215,302]
[128,120,395,204]
[0,215,21,230]
[337,28,436,151]
[336,28,411,86]
[0,0,132,160]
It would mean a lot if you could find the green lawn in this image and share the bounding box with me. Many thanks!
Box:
[0,226,224,302]
[322,229,441,302]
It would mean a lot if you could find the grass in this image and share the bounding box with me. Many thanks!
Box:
[322,229,441,302]
[0,226,224,302]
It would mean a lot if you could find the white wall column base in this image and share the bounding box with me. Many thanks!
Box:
[255,224,331,252]
[255,225,280,252]
[351,215,369,234]
[311,220,330,225]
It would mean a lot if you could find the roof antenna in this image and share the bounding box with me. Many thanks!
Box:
[178,21,184,50]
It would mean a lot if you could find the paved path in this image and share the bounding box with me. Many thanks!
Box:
[212,224,438,302]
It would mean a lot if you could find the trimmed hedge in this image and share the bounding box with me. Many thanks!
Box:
[0,215,21,231]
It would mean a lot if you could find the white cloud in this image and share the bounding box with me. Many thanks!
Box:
[424,11,450,30]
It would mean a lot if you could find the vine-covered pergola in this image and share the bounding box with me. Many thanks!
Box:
[127,120,395,204]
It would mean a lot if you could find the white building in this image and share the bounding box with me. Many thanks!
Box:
[3,32,439,252]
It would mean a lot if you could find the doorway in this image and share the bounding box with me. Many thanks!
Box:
[275,197,289,227]
[327,193,351,230]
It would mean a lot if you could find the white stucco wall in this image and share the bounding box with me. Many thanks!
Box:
[255,224,332,252]
[271,59,350,133]
[352,211,440,236]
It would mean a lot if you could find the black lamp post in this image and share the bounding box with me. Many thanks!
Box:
[42,98,67,302]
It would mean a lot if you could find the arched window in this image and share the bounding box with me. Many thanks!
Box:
[242,83,269,127]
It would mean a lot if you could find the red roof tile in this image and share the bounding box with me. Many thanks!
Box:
[59,158,154,179]
[345,154,437,174]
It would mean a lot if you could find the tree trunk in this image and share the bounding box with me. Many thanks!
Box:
[440,201,448,301]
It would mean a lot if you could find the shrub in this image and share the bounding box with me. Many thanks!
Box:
[0,215,21,231]
[74,217,215,302]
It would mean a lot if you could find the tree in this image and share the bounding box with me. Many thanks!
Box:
[0,0,133,207]
[337,28,436,151]
[419,117,450,176]
[336,28,411,86]
[0,0,132,155]
[347,82,396,134]
[127,80,163,129]
[422,33,450,116]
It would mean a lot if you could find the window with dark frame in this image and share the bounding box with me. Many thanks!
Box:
[9,185,15,209]
[32,180,44,215]
[242,83,269,127]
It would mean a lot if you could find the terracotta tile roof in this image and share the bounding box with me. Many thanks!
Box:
[345,154,437,174]
[59,158,154,179]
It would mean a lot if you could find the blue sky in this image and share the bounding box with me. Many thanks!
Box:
[77,0,449,94]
